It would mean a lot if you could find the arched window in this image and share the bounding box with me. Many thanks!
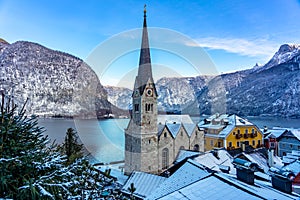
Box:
[193,144,200,151]
[162,148,169,170]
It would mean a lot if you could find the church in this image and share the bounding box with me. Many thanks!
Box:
[124,7,204,175]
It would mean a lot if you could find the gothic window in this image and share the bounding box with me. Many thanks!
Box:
[134,104,139,112]
[193,144,199,151]
[145,103,153,112]
[162,148,169,170]
[164,132,167,137]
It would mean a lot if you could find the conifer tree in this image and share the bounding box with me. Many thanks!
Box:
[59,128,84,164]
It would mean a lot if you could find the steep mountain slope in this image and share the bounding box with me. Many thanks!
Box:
[106,44,300,118]
[0,40,113,118]
[196,44,300,117]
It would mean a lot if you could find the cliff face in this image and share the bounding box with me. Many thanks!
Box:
[0,41,112,118]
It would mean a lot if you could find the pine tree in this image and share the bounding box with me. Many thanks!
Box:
[0,94,124,199]
[59,128,84,164]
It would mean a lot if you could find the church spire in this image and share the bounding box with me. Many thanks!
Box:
[136,4,154,92]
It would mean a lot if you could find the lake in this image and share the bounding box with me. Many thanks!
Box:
[38,116,300,164]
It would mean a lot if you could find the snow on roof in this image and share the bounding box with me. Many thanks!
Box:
[265,129,287,139]
[194,149,236,174]
[166,123,181,138]
[282,160,300,174]
[290,129,300,141]
[182,123,196,137]
[158,175,261,200]
[174,150,202,164]
[157,115,194,125]
[121,171,166,199]
[146,159,210,200]
[199,114,257,139]
[219,173,300,200]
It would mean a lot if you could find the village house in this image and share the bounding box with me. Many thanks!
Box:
[198,114,263,151]
[277,129,300,157]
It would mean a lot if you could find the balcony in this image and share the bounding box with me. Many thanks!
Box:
[236,134,242,139]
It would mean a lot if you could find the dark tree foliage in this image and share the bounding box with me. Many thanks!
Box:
[59,128,84,164]
[0,95,125,199]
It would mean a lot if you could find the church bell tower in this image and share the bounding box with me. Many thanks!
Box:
[124,6,159,175]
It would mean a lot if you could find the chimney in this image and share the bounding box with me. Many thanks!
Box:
[233,158,260,185]
[241,143,246,152]
[268,149,274,167]
[270,167,295,194]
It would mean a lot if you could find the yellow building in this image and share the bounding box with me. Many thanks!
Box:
[198,114,263,151]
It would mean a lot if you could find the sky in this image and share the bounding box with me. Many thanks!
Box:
[1,0,300,88]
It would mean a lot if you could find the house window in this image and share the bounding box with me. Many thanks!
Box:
[195,131,198,136]
[134,104,139,112]
[290,144,293,148]
[145,103,153,112]
[245,129,248,134]
[164,132,167,138]
[237,141,240,147]
[258,140,261,146]
[148,139,151,144]
[233,132,236,135]
[282,143,285,148]
[252,140,255,146]
[237,130,240,134]
[218,142,222,148]
[228,142,232,147]
[252,128,255,134]
[210,140,214,147]
[283,152,287,156]
[162,148,169,170]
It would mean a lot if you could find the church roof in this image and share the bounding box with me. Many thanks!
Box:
[134,6,157,96]
[121,171,166,199]
[165,123,181,138]
[157,114,194,125]
[183,123,196,137]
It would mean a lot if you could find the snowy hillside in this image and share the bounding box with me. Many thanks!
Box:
[106,44,300,118]
[0,40,112,118]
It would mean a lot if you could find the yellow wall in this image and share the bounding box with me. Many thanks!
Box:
[226,126,263,149]
[204,136,223,151]
[204,125,263,151]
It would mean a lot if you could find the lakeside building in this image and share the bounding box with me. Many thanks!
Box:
[198,114,264,151]
[124,7,204,175]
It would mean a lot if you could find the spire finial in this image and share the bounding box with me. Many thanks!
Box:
[144,4,147,16]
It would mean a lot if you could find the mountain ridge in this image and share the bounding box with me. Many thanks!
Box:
[106,44,300,118]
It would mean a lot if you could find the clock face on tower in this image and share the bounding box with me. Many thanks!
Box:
[146,88,153,97]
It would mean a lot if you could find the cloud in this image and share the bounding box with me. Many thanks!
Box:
[185,37,280,59]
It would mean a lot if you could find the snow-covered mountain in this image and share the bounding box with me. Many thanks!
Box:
[0,40,113,118]
[106,44,300,118]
